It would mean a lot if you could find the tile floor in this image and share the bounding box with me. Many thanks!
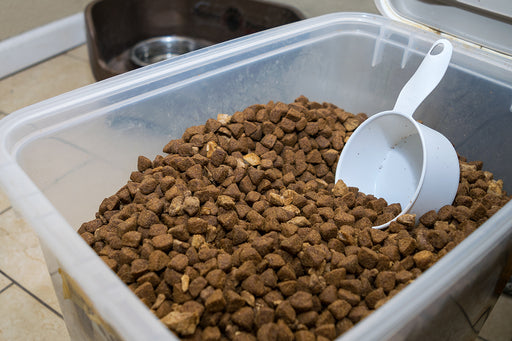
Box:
[0,45,94,341]
[0,7,511,341]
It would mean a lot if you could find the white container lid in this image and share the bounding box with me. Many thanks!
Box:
[375,0,512,56]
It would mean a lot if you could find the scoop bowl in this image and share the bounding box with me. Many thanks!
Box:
[335,39,460,229]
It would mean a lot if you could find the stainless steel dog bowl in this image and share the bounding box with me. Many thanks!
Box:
[130,36,213,66]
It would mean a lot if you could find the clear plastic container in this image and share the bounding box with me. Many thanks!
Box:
[0,12,511,341]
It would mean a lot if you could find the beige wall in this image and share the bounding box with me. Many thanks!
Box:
[0,0,92,41]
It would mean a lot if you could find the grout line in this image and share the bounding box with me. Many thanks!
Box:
[0,282,14,295]
[0,269,63,319]
[65,51,89,63]
[66,54,87,63]
[0,206,12,215]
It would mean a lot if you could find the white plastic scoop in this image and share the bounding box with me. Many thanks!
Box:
[335,39,460,229]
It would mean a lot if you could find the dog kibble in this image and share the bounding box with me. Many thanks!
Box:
[161,311,199,336]
[80,96,510,340]
[203,326,222,341]
[413,250,435,270]
[257,322,280,341]
[242,274,266,296]
[289,291,314,311]
[276,300,296,324]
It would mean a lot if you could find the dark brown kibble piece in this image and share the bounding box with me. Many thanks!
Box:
[152,234,173,251]
[357,247,379,269]
[206,269,226,289]
[122,231,142,248]
[295,330,316,341]
[325,268,347,286]
[255,306,275,328]
[205,289,226,312]
[257,323,280,341]
[365,287,386,309]
[138,210,159,228]
[278,280,297,297]
[169,254,189,272]
[202,326,221,341]
[315,323,336,340]
[337,288,361,306]
[348,305,370,323]
[398,237,416,257]
[242,274,266,296]
[134,281,156,306]
[99,195,119,214]
[280,234,303,255]
[289,291,314,311]
[338,279,363,296]
[276,300,296,323]
[328,300,352,320]
[232,306,255,330]
[148,250,170,272]
[319,285,338,305]
[375,271,396,293]
[139,177,159,195]
[413,250,435,270]
[188,217,208,234]
[301,245,325,268]
[137,156,153,172]
[217,253,232,271]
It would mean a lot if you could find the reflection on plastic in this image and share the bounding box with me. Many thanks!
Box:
[60,268,121,341]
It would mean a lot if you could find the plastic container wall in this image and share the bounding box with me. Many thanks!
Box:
[0,13,511,341]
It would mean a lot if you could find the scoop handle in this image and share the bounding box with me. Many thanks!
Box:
[393,39,453,116]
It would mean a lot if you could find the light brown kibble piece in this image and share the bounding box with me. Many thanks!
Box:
[397,214,416,227]
[217,113,231,125]
[413,250,435,270]
[151,294,166,310]
[206,141,218,158]
[332,180,349,197]
[243,153,261,166]
[191,234,206,249]
[460,163,477,172]
[344,117,360,131]
[160,311,199,336]
[269,193,287,206]
[181,274,190,292]
[488,179,503,196]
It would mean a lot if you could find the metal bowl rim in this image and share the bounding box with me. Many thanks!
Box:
[130,35,213,66]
